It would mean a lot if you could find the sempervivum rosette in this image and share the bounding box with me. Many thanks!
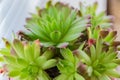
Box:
[18,1,89,48]
[75,38,120,80]
[0,39,57,80]
[79,2,114,29]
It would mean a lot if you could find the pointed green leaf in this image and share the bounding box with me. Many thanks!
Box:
[42,59,57,70]
[17,58,28,67]
[33,39,40,59]
[90,45,96,61]
[0,48,10,56]
[42,49,54,60]
[60,48,74,63]
[24,43,34,62]
[78,50,91,65]
[87,66,93,76]
[105,70,120,78]
[93,70,101,77]
[75,73,85,80]
[4,56,16,64]
[99,75,111,80]
[13,39,24,58]
[55,74,67,80]
[8,70,20,77]
[35,56,47,67]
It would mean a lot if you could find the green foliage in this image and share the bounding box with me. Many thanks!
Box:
[55,48,85,80]
[77,38,120,80]
[87,26,119,47]
[0,1,120,80]
[21,2,88,47]
[0,39,57,80]
[80,2,113,29]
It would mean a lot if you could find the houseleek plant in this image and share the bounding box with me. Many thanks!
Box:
[0,39,57,80]
[19,1,89,47]
[0,1,120,80]
[77,38,120,80]
[55,48,85,80]
[79,2,114,29]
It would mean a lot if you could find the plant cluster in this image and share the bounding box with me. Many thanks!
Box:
[0,1,120,80]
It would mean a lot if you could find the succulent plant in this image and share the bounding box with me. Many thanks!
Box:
[87,26,120,47]
[55,48,85,80]
[19,1,89,48]
[77,38,120,80]
[0,39,57,80]
[79,2,114,29]
[0,1,120,80]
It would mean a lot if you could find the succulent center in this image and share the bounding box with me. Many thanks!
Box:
[23,64,40,77]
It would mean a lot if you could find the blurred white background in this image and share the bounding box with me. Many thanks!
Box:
[0,0,106,79]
